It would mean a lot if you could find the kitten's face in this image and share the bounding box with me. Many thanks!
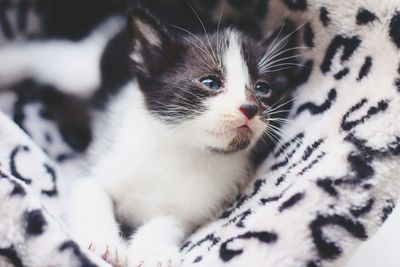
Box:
[129,9,292,154]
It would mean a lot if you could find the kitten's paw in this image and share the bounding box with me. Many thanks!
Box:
[88,242,128,267]
[128,246,181,267]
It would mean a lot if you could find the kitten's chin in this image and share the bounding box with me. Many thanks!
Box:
[207,126,255,154]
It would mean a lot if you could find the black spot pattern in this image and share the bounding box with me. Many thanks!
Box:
[41,163,58,197]
[274,132,305,158]
[316,178,339,197]
[220,231,278,262]
[296,152,326,176]
[282,0,307,11]
[381,200,396,223]
[275,139,325,185]
[389,11,400,48]
[279,192,305,212]
[25,209,47,235]
[350,198,375,217]
[356,8,378,25]
[357,56,372,81]
[304,23,314,48]
[185,234,221,253]
[321,35,361,74]
[395,78,400,92]
[319,7,330,27]
[296,88,337,116]
[334,68,349,80]
[341,99,389,131]
[224,209,252,228]
[310,214,368,260]
[0,246,25,267]
[10,145,32,185]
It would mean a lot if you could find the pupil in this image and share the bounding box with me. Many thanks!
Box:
[256,83,270,94]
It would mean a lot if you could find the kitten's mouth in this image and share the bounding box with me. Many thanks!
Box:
[236,125,252,135]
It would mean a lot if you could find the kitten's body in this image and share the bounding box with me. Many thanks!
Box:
[90,83,250,229]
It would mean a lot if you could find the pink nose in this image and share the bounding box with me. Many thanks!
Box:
[239,104,258,119]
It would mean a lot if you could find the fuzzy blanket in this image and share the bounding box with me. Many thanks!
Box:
[0,0,400,266]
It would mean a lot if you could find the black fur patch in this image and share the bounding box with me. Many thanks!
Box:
[279,192,305,212]
[228,0,252,8]
[319,7,331,27]
[59,241,98,267]
[389,11,400,49]
[17,0,29,32]
[296,88,337,116]
[357,56,372,81]
[304,23,314,48]
[25,209,47,235]
[310,214,368,259]
[220,231,278,262]
[0,246,25,267]
[282,0,307,11]
[294,60,314,85]
[356,8,378,25]
[321,35,361,73]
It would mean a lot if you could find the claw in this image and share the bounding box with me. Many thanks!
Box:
[88,243,95,252]
[102,246,110,261]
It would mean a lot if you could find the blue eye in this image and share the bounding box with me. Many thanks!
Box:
[255,82,271,96]
[200,77,222,91]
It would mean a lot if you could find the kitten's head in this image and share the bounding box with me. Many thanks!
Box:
[128,8,294,154]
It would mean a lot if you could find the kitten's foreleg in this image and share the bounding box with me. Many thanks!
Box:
[127,216,186,267]
[68,179,127,266]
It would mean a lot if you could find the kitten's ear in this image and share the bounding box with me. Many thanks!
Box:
[128,8,175,76]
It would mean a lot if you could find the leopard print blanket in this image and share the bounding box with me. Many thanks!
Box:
[0,0,399,266]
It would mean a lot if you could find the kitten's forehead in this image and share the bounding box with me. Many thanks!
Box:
[223,31,251,98]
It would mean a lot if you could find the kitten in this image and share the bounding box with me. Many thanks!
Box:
[67,7,294,267]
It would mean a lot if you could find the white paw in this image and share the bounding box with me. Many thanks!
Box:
[128,245,181,267]
[87,242,128,267]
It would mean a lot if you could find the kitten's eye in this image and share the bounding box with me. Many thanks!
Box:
[200,77,222,91]
[255,82,271,96]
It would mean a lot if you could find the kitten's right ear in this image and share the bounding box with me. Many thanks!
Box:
[128,7,174,77]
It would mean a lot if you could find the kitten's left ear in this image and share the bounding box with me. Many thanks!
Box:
[128,7,176,77]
